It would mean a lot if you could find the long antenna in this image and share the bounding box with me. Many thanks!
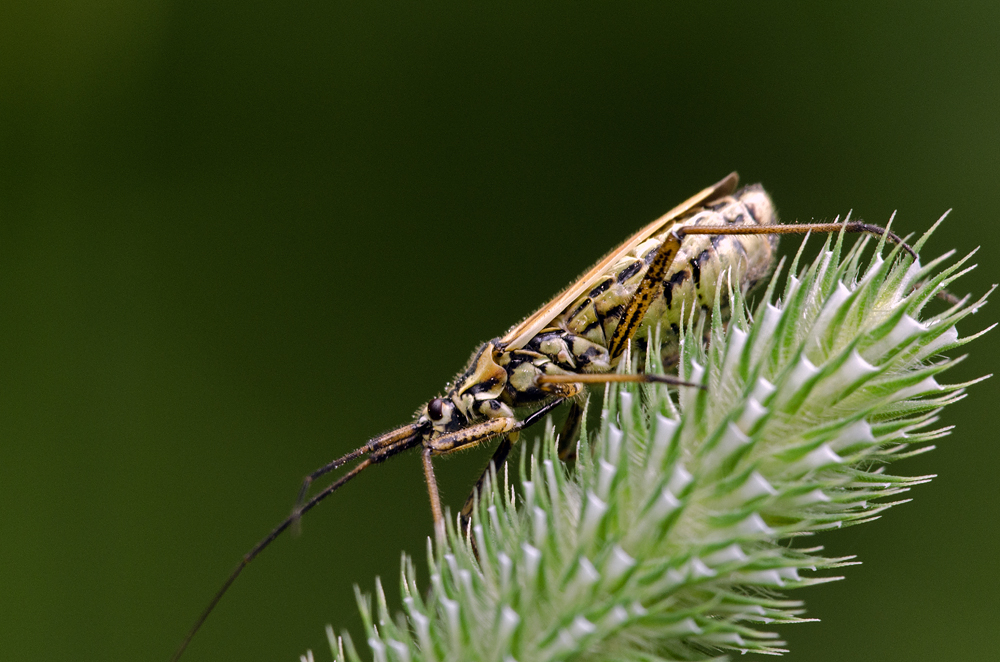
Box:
[170,428,423,661]
[170,460,370,662]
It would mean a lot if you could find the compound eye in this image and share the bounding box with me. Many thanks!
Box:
[427,397,446,421]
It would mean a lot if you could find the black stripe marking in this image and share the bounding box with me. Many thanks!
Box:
[663,269,689,309]
[587,279,611,298]
[579,345,604,365]
[616,261,643,284]
[603,303,626,321]
[690,249,713,286]
[566,298,591,321]
[643,245,659,265]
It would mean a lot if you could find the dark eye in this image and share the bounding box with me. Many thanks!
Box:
[427,397,445,421]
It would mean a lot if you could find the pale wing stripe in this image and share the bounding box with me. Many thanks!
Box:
[499,172,739,350]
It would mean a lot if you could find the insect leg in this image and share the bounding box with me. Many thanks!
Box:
[425,417,518,454]
[422,447,447,540]
[680,220,956,300]
[607,231,686,361]
[538,373,704,388]
[678,221,917,259]
[425,398,567,537]
[606,220,917,364]
[421,416,518,539]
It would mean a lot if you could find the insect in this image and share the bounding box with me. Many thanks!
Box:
[172,172,915,660]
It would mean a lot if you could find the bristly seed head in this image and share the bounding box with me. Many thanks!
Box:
[332,223,990,662]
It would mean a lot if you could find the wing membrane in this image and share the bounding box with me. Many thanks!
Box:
[499,172,739,350]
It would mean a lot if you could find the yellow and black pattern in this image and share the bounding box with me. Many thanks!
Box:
[440,184,778,420]
[560,184,777,365]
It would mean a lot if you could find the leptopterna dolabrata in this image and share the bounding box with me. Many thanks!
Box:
[172,172,919,660]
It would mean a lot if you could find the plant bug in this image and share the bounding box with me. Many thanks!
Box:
[171,172,918,660]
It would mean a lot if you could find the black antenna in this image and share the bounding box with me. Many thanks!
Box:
[170,427,424,661]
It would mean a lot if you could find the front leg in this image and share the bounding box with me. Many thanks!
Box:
[424,399,566,539]
[422,416,518,539]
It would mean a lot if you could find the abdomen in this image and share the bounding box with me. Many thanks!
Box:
[560,184,778,363]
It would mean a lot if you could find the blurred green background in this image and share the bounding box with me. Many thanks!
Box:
[1,2,997,661]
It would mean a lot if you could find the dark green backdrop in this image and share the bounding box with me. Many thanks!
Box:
[1,2,997,660]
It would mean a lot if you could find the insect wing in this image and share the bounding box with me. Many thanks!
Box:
[499,172,740,351]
